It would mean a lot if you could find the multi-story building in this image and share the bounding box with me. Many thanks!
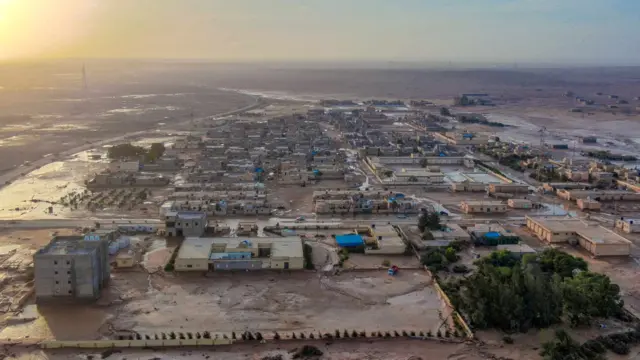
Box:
[460,201,508,214]
[165,212,207,237]
[34,236,110,303]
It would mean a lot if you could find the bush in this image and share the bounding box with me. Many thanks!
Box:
[452,264,470,274]
[382,259,391,267]
[303,243,314,270]
[164,263,174,272]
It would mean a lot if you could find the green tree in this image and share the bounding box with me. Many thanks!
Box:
[440,107,451,116]
[444,247,458,262]
[563,272,623,326]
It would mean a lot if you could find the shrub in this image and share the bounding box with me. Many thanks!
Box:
[437,330,442,338]
[382,259,391,267]
[503,335,514,344]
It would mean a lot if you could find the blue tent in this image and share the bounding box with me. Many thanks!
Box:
[335,234,364,248]
[255,167,264,173]
[313,169,320,175]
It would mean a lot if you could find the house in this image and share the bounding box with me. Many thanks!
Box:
[165,212,207,237]
[460,201,508,214]
[577,198,601,211]
[615,218,640,233]
[507,199,533,209]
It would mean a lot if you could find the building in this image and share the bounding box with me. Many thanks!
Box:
[34,236,110,303]
[577,198,601,211]
[108,160,140,173]
[115,252,135,268]
[489,183,530,195]
[557,189,640,202]
[615,218,640,233]
[496,244,536,258]
[430,223,472,242]
[174,237,304,271]
[525,216,631,256]
[365,225,406,255]
[460,201,508,214]
[450,181,486,192]
[392,169,445,184]
[165,212,207,237]
[507,199,533,209]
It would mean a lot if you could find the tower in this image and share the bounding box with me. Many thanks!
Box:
[82,63,88,91]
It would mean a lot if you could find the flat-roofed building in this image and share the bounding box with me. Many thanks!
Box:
[174,237,304,271]
[615,218,640,233]
[577,198,601,211]
[460,201,507,214]
[451,181,486,192]
[525,216,632,256]
[508,199,533,209]
[489,183,530,195]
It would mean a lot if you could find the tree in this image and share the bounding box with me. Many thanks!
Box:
[444,247,459,262]
[440,107,452,116]
[407,176,419,182]
[563,272,623,326]
[419,158,429,168]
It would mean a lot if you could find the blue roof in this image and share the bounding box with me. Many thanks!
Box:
[485,231,501,238]
[335,234,364,247]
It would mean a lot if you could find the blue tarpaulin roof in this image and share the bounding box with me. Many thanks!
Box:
[335,234,364,247]
[485,231,501,238]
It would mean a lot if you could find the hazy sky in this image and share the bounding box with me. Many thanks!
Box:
[1,0,639,64]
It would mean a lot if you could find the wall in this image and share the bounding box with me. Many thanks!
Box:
[174,258,208,271]
[41,338,233,349]
[212,260,264,270]
[270,257,304,270]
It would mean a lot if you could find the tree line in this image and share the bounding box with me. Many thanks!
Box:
[440,249,626,333]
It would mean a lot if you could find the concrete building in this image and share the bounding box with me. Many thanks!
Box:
[34,236,110,303]
[615,218,640,233]
[450,181,486,192]
[507,199,533,209]
[165,212,207,237]
[365,225,406,255]
[525,216,632,256]
[496,244,536,258]
[489,183,530,195]
[392,169,445,184]
[431,223,472,242]
[577,198,601,211]
[557,189,640,202]
[174,237,304,271]
[460,201,508,214]
[108,160,140,173]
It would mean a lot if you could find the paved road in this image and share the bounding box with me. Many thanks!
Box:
[0,96,264,191]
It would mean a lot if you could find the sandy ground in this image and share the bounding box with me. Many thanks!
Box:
[0,270,445,344]
[0,339,545,360]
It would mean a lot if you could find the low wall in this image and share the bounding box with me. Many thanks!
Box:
[394,225,475,339]
[41,338,233,349]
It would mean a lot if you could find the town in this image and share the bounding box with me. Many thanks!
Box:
[2,94,640,360]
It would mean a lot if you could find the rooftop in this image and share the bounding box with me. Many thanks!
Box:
[527,216,632,245]
[177,237,303,260]
[177,211,207,220]
[37,236,98,256]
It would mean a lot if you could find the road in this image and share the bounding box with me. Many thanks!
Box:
[0,95,264,191]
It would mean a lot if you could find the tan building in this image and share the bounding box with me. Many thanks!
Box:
[488,183,530,194]
[450,181,486,192]
[615,218,640,233]
[460,201,508,214]
[115,252,135,268]
[525,216,631,256]
[577,198,601,211]
[557,189,640,202]
[564,169,589,182]
[507,199,533,209]
[174,237,304,271]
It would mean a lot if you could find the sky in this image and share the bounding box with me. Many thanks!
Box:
[0,0,639,64]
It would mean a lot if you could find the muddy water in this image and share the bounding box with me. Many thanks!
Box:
[0,159,107,220]
[0,304,110,341]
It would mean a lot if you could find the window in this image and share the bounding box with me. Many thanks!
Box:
[54,261,58,265]
[68,280,71,284]
[54,271,58,275]
[55,281,59,284]
[177,222,181,226]
[66,261,70,265]
[187,264,192,268]
[67,271,71,275]
[68,290,72,294]
[195,222,199,226]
